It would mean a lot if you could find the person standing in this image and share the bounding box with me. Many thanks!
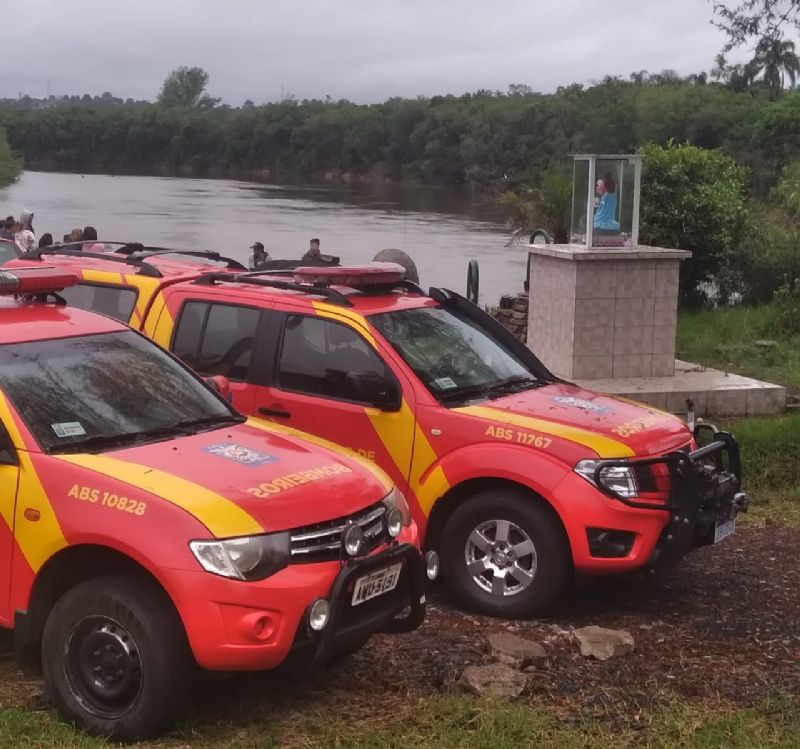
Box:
[82,226,106,252]
[248,241,270,270]
[301,237,321,263]
[0,216,15,240]
[14,210,36,252]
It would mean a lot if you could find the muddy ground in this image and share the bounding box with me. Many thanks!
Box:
[0,524,797,729]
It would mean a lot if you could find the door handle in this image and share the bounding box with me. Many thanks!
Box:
[259,406,292,419]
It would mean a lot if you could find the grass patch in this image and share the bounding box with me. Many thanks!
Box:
[722,413,800,525]
[677,303,800,391]
[0,696,797,748]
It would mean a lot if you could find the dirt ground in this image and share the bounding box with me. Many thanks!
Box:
[0,524,797,727]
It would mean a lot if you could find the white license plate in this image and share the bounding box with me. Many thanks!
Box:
[351,562,402,606]
[714,517,736,544]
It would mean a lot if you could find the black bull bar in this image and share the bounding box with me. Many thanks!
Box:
[591,423,750,566]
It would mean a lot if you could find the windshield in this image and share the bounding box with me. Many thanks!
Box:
[0,330,238,453]
[370,306,539,404]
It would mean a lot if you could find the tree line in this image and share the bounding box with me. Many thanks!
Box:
[3,77,800,196]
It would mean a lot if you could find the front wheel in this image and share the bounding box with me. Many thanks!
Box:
[41,575,194,742]
[440,488,571,618]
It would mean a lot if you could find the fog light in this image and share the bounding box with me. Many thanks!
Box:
[343,523,364,556]
[386,507,403,538]
[425,550,440,581]
[308,598,330,631]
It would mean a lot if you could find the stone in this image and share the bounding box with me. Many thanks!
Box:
[574,626,635,660]
[487,632,548,669]
[458,663,527,699]
[372,248,420,283]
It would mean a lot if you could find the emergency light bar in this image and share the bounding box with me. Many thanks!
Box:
[293,262,406,289]
[0,267,80,295]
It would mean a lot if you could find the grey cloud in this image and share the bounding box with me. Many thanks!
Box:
[5,0,729,103]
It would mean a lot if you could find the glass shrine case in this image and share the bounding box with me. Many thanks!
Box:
[570,154,642,249]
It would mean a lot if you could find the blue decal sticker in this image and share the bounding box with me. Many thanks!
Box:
[552,395,612,414]
[204,443,278,467]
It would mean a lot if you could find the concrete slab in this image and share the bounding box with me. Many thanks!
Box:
[575,360,786,417]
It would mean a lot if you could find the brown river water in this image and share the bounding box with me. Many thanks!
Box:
[0,171,528,305]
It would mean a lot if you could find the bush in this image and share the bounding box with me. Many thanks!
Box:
[0,128,20,187]
[738,160,800,304]
[640,142,748,306]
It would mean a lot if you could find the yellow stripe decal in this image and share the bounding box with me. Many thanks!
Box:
[245,418,393,492]
[0,395,67,572]
[310,302,378,347]
[57,454,263,538]
[457,405,634,458]
[144,294,171,345]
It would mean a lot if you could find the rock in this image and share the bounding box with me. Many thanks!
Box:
[574,626,635,660]
[372,248,420,283]
[487,632,548,669]
[753,339,779,349]
[458,663,527,699]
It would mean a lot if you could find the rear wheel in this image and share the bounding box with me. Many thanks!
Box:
[440,488,571,618]
[41,575,194,742]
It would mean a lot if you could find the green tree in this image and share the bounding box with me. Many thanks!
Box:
[157,67,220,109]
[713,1,800,50]
[749,36,800,98]
[0,128,21,187]
[639,142,749,305]
[497,165,572,243]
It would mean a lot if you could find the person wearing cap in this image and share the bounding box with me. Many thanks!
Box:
[248,241,270,270]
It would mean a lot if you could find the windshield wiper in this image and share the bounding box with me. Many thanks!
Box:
[50,414,243,454]
[438,375,540,405]
[166,413,245,432]
[483,375,540,396]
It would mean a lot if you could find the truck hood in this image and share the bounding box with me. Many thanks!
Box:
[56,420,392,537]
[461,382,691,458]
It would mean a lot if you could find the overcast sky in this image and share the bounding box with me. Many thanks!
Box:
[5,0,738,104]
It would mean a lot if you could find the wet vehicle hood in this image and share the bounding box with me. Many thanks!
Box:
[457,382,691,459]
[55,419,391,536]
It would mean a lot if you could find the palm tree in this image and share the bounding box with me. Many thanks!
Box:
[749,36,800,98]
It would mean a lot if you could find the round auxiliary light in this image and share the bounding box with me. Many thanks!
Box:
[342,523,364,557]
[308,598,330,632]
[425,550,440,582]
[386,507,404,538]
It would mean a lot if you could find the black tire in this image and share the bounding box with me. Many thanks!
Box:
[41,575,194,742]
[440,488,571,618]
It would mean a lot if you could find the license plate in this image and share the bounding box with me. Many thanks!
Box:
[714,517,736,544]
[351,562,402,606]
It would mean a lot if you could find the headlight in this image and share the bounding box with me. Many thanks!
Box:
[574,460,638,499]
[382,487,411,531]
[189,532,290,581]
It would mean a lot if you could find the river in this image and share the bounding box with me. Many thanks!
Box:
[0,171,528,306]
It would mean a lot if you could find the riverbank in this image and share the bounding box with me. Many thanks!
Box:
[0,129,20,188]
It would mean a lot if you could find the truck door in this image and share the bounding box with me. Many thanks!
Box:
[150,290,270,415]
[0,419,20,626]
[252,308,418,501]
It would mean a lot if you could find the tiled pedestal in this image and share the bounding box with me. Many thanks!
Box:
[526,245,691,380]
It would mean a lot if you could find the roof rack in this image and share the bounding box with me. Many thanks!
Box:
[118,247,247,271]
[21,247,163,278]
[193,272,353,307]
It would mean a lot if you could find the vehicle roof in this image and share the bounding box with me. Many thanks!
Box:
[0,298,126,344]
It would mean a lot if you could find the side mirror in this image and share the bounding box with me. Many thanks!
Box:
[206,375,232,402]
[346,371,402,412]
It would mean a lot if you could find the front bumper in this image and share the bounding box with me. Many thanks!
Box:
[590,423,749,568]
[287,542,427,670]
[172,541,425,671]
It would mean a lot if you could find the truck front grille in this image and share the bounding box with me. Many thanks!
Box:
[290,500,388,563]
